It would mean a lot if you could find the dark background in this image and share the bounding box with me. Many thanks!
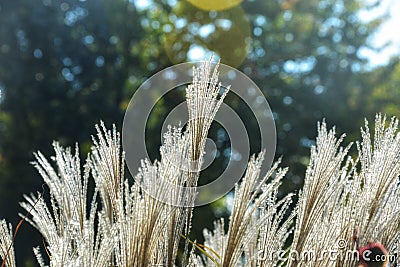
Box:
[0,0,399,265]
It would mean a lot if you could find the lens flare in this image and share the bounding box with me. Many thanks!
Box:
[187,0,243,11]
[163,2,251,67]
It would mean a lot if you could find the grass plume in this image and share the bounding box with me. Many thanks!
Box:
[1,59,400,266]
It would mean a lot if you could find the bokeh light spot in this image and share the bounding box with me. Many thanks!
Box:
[187,0,243,11]
[163,3,251,67]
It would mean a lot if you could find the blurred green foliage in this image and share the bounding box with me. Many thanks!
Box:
[0,0,398,264]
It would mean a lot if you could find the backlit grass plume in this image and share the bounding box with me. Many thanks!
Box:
[1,58,400,266]
[288,116,400,267]
[0,220,16,267]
